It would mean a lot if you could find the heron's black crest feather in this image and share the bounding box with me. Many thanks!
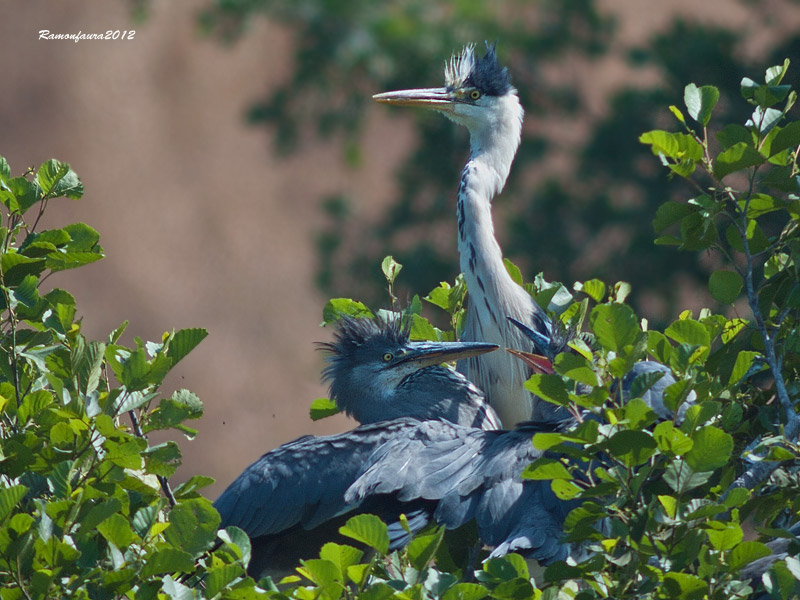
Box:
[319,316,409,398]
[446,42,512,97]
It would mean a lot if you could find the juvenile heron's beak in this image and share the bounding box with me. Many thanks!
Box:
[399,340,498,368]
[505,349,554,375]
[507,317,551,352]
[373,88,456,112]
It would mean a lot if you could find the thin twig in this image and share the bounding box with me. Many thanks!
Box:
[127,409,177,507]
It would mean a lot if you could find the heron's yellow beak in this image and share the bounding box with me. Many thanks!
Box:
[373,87,456,111]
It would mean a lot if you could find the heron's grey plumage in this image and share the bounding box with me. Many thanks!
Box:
[374,44,554,427]
[213,316,500,576]
[347,418,579,564]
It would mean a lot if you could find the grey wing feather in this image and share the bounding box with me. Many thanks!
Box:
[349,421,574,564]
[214,418,420,537]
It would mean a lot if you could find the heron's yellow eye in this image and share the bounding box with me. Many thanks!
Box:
[470,90,481,100]
[382,352,393,362]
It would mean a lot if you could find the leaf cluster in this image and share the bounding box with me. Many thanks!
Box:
[0,157,259,599]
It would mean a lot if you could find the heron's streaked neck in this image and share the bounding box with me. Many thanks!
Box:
[457,93,523,280]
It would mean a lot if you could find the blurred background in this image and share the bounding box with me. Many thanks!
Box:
[2,0,798,498]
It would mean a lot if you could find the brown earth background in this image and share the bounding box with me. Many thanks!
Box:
[3,0,799,499]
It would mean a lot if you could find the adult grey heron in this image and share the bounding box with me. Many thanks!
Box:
[213,316,500,576]
[374,43,553,427]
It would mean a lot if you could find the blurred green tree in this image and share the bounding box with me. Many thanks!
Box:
[197,0,799,327]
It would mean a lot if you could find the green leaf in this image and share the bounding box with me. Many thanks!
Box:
[12,274,40,308]
[163,498,220,556]
[319,542,364,574]
[1,252,47,286]
[713,141,765,180]
[716,124,752,150]
[590,303,640,354]
[606,430,657,467]
[522,458,572,480]
[339,514,389,554]
[409,314,439,341]
[685,426,733,472]
[142,549,195,578]
[503,258,524,285]
[219,526,251,566]
[37,160,84,199]
[146,390,203,435]
[684,83,719,126]
[766,59,790,86]
[554,353,599,387]
[166,328,208,366]
[298,558,342,585]
[425,282,453,310]
[144,442,182,477]
[729,350,760,385]
[576,279,605,302]
[770,121,800,156]
[97,513,140,549]
[624,397,657,429]
[551,479,582,500]
[442,582,489,600]
[665,318,710,347]
[381,255,402,284]
[729,541,772,571]
[407,526,444,570]
[662,572,707,600]
[653,202,695,233]
[322,299,372,324]
[531,431,577,450]
[206,564,246,598]
[172,475,215,500]
[523,374,569,406]
[483,554,529,581]
[706,521,743,551]
[0,485,28,522]
[2,176,42,213]
[669,105,685,123]
[709,270,743,304]
[653,421,693,455]
[310,397,340,420]
[639,130,702,162]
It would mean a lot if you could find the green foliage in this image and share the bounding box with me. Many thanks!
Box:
[0,157,263,598]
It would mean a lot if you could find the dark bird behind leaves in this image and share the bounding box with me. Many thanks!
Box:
[213,316,500,577]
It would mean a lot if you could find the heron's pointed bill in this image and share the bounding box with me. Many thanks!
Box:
[506,349,554,375]
[398,340,499,368]
[507,317,551,353]
[373,88,456,112]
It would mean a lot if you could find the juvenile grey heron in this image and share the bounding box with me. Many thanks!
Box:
[347,318,698,564]
[347,417,579,566]
[374,44,553,427]
[506,316,695,423]
[213,316,500,576]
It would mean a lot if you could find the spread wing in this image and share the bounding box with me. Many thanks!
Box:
[214,418,423,537]
[348,420,577,563]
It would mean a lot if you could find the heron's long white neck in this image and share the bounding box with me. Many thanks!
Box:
[456,94,523,287]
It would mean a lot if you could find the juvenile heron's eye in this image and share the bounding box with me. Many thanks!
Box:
[382,352,393,362]
[470,90,481,100]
